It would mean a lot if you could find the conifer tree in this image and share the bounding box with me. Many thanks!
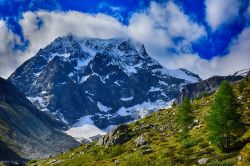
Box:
[207,81,242,152]
[177,97,194,140]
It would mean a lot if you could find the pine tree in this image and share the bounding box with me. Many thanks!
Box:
[207,81,242,152]
[177,97,194,140]
[172,101,177,107]
[238,81,245,94]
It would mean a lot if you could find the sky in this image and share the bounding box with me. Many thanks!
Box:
[0,0,250,79]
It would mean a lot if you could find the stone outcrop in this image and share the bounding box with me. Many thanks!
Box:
[97,124,131,146]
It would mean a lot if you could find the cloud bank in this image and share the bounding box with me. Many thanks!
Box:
[0,1,249,79]
[205,0,241,30]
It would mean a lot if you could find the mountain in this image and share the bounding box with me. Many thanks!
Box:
[31,75,250,166]
[176,75,244,103]
[0,77,79,160]
[9,35,201,140]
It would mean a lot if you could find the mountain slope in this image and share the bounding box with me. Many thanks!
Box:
[176,75,244,103]
[0,77,79,160]
[9,35,201,137]
[32,75,250,166]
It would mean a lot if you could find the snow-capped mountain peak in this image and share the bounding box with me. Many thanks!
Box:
[9,35,201,141]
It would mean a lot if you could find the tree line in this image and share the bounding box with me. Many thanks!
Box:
[176,81,244,152]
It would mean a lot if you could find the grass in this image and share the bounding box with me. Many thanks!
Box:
[30,78,250,166]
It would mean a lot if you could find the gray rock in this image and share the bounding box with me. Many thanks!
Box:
[114,160,120,165]
[142,149,153,155]
[198,158,209,165]
[134,135,147,147]
[97,124,131,146]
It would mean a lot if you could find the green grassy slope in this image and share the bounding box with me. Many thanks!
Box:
[31,78,250,166]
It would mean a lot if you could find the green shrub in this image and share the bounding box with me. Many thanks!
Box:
[206,158,236,166]
[181,138,198,148]
[121,155,153,166]
[238,81,246,94]
[202,92,209,98]
[105,145,124,158]
[28,160,37,164]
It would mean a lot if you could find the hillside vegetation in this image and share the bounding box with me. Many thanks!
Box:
[30,77,250,166]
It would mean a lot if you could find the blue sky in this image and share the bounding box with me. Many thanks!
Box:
[0,0,250,78]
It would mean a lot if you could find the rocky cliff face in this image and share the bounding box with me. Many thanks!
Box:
[0,77,79,160]
[97,124,131,147]
[176,75,244,103]
[9,35,201,132]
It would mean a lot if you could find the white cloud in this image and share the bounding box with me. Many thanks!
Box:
[19,11,127,62]
[205,0,241,30]
[0,1,248,80]
[2,1,204,79]
[166,27,250,78]
[128,1,206,65]
[0,20,22,78]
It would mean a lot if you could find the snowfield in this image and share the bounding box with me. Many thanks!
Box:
[65,115,106,142]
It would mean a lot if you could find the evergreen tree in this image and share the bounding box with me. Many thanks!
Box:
[207,81,242,152]
[177,97,194,140]
[238,81,245,94]
[172,101,177,107]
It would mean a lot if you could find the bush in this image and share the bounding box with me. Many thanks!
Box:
[238,81,246,94]
[181,138,198,148]
[28,160,37,164]
[206,158,236,166]
[121,155,153,166]
[105,145,124,158]
[199,142,209,148]
[202,92,209,98]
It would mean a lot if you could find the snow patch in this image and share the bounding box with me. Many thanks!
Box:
[68,72,74,77]
[80,75,90,83]
[97,102,111,113]
[158,81,168,86]
[74,56,94,70]
[167,69,199,83]
[114,81,120,86]
[120,96,133,101]
[58,113,68,125]
[116,100,173,119]
[34,71,41,77]
[152,68,199,83]
[48,53,71,61]
[149,87,161,92]
[65,115,106,142]
[27,96,47,108]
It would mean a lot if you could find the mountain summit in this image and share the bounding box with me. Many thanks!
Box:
[9,35,201,141]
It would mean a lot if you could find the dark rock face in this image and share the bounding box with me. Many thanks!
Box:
[176,75,244,103]
[9,35,201,129]
[97,124,131,146]
[0,77,79,160]
[0,140,23,161]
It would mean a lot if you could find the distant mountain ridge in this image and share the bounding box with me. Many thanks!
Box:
[9,35,201,141]
[176,73,246,103]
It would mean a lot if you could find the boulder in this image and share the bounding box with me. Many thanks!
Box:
[114,160,120,165]
[97,124,131,146]
[142,149,153,155]
[134,135,147,147]
[197,158,209,165]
